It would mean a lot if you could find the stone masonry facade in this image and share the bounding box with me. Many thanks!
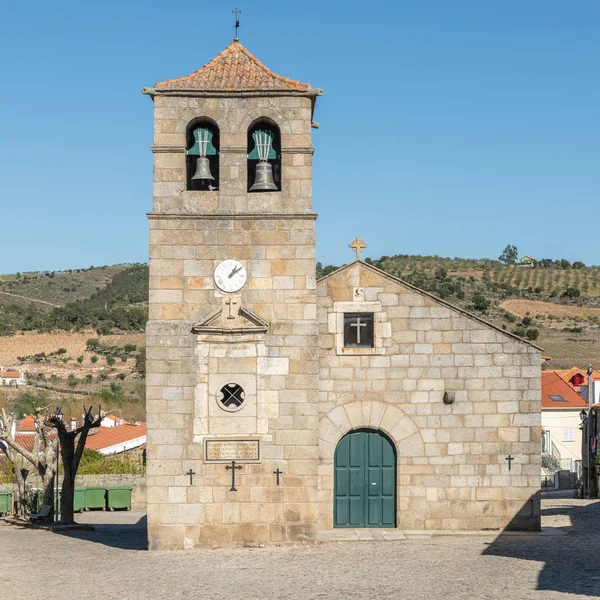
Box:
[145,41,541,550]
[317,263,541,532]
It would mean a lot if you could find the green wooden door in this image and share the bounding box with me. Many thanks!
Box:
[334,430,396,528]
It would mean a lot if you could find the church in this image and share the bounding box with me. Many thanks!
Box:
[143,39,542,549]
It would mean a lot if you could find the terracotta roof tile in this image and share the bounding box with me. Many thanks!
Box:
[555,367,600,386]
[85,424,146,452]
[0,433,55,454]
[542,371,588,409]
[1,371,21,378]
[17,415,36,432]
[156,40,311,92]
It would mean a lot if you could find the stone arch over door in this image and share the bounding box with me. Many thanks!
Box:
[318,401,425,530]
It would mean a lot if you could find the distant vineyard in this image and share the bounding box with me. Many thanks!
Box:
[360,256,600,297]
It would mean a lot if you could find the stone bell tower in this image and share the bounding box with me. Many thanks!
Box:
[143,40,322,549]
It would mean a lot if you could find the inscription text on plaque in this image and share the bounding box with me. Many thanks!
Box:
[205,439,260,463]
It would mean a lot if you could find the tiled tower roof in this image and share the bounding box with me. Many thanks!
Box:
[155,40,311,92]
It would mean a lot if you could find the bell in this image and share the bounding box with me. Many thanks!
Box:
[191,156,215,181]
[250,161,277,191]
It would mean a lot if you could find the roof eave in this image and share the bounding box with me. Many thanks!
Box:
[143,87,322,98]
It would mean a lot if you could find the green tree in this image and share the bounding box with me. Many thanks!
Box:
[472,293,490,311]
[499,244,519,265]
[525,328,539,341]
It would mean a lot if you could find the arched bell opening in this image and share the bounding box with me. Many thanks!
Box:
[186,119,220,191]
[247,119,281,192]
[334,428,396,528]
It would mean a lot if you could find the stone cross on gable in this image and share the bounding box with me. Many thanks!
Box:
[349,237,367,261]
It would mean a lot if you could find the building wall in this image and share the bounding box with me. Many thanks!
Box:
[146,93,320,549]
[317,263,542,531]
[542,411,582,469]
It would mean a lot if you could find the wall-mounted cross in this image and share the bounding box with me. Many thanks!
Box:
[505,455,514,471]
[349,237,367,261]
[187,468,196,485]
[224,297,239,320]
[225,460,242,491]
[273,468,283,486]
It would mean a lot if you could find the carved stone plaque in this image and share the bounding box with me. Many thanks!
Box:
[205,439,260,462]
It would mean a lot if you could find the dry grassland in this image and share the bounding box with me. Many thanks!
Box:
[0,331,145,365]
[500,299,600,321]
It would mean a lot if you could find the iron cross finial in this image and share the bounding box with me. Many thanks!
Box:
[349,237,367,261]
[232,8,241,40]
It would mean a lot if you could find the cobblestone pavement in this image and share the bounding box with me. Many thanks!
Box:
[1,497,599,600]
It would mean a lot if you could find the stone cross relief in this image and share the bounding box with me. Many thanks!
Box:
[221,296,240,325]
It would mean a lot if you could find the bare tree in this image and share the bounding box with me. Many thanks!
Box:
[46,406,102,524]
[0,408,58,516]
[0,435,31,516]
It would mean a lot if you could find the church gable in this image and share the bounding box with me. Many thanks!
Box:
[317,260,540,352]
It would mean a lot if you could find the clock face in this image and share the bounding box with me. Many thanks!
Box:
[214,259,247,293]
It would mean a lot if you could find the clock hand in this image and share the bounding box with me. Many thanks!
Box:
[228,266,242,279]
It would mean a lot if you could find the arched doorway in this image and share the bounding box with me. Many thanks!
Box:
[334,429,396,528]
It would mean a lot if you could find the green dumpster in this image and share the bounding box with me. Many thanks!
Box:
[106,486,132,511]
[73,488,85,513]
[84,487,106,511]
[0,491,12,515]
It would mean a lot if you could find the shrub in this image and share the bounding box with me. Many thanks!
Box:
[57,348,67,355]
[124,344,137,353]
[106,356,116,366]
[76,355,84,364]
[86,338,100,351]
[77,449,145,475]
[117,373,126,381]
[525,328,539,340]
[67,374,78,388]
[563,287,581,298]
[91,355,98,364]
[120,355,128,363]
[472,293,490,311]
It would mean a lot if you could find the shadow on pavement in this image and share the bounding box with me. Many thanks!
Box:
[483,497,600,597]
[52,514,148,550]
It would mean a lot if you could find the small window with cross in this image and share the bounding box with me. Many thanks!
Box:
[219,383,245,412]
[343,313,375,348]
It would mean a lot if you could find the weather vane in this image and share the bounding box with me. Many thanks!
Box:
[232,8,241,40]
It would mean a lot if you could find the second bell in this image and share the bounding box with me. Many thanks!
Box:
[250,161,277,191]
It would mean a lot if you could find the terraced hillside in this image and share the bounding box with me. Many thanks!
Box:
[367,255,600,297]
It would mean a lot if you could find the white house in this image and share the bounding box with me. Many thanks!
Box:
[0,368,25,387]
[542,371,587,473]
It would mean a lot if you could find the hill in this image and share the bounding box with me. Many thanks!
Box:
[0,264,148,335]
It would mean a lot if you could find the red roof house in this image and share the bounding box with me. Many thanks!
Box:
[542,371,588,409]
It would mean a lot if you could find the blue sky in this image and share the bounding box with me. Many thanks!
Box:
[1,0,598,272]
